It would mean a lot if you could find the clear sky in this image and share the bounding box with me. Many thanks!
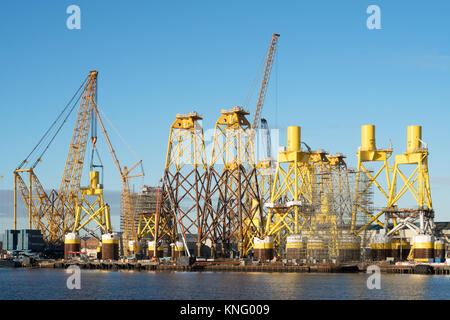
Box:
[0,0,449,234]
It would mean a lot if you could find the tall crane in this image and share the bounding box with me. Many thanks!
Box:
[250,34,279,213]
[250,33,280,146]
[14,71,143,246]
[56,71,98,234]
[90,102,144,252]
[14,71,97,244]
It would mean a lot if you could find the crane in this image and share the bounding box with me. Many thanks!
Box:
[56,71,98,234]
[250,34,279,207]
[14,71,97,244]
[14,71,143,248]
[90,101,144,253]
[250,33,280,147]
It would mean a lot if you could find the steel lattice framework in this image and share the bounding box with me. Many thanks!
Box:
[159,112,209,256]
[14,71,143,247]
[264,145,312,251]
[14,72,98,244]
[203,107,263,257]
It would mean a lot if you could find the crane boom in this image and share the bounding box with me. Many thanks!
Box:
[14,71,143,247]
[56,71,98,232]
[13,72,98,244]
[251,33,280,134]
[91,102,144,249]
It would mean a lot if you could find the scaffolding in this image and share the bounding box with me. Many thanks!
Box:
[305,162,371,263]
[122,186,159,254]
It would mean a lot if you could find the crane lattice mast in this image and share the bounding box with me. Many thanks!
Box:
[251,33,280,143]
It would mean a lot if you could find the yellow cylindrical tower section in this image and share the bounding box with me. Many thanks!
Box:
[90,171,100,189]
[407,125,422,152]
[287,126,301,152]
[361,125,376,151]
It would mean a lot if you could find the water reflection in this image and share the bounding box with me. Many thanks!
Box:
[1,269,450,300]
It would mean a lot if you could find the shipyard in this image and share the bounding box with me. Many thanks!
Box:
[1,1,450,304]
[1,34,449,276]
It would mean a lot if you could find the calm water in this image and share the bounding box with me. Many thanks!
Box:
[1,268,450,300]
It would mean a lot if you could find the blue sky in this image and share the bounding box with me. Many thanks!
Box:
[1,0,450,233]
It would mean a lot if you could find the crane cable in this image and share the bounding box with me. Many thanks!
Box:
[275,48,279,129]
[17,76,89,170]
[243,42,270,110]
[95,103,145,177]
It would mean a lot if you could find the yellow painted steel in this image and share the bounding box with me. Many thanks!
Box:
[256,159,275,218]
[307,242,326,249]
[210,107,255,169]
[264,126,312,253]
[407,243,414,261]
[414,242,433,249]
[13,71,143,247]
[72,171,112,234]
[391,240,410,250]
[352,125,393,234]
[102,239,119,244]
[370,243,382,250]
[415,259,432,262]
[264,147,351,258]
[64,239,81,245]
[388,126,432,210]
[165,112,207,171]
[89,171,99,189]
[136,187,176,258]
[354,125,433,237]
[286,242,304,249]
[157,112,207,256]
[361,125,376,151]
[251,34,280,255]
[407,125,422,153]
[253,242,274,249]
[339,242,360,250]
[287,126,301,152]
[206,106,263,257]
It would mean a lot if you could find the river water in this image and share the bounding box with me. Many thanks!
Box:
[1,268,450,300]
